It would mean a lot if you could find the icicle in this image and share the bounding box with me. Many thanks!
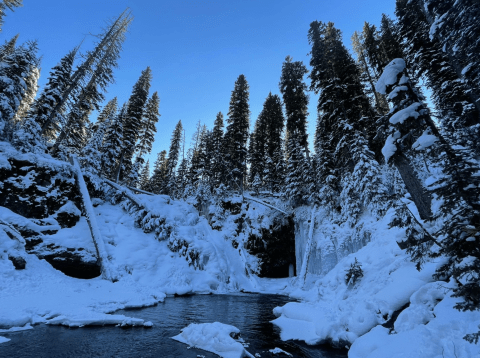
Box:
[298,205,317,287]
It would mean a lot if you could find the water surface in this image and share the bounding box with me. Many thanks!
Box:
[0,293,347,358]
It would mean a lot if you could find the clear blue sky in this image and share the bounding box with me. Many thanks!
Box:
[4,0,395,164]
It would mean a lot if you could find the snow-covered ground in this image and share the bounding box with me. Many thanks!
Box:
[0,188,291,345]
[1,141,479,356]
[272,207,480,357]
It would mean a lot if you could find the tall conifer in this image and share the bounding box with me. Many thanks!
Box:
[224,75,250,192]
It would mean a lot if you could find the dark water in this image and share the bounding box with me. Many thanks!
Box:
[0,294,347,358]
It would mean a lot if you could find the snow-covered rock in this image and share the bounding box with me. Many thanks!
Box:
[172,322,254,358]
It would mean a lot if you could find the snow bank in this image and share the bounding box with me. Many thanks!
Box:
[0,180,257,339]
[172,322,254,358]
[375,58,406,94]
[0,251,165,329]
[272,209,439,348]
[349,281,480,358]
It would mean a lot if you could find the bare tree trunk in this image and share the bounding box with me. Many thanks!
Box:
[70,156,116,282]
[392,153,432,220]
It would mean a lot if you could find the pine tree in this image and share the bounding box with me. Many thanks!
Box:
[378,14,405,69]
[376,58,433,220]
[378,57,480,311]
[130,91,160,184]
[52,25,128,155]
[27,48,77,141]
[12,62,40,123]
[90,97,118,135]
[101,103,125,180]
[80,118,108,175]
[421,0,480,115]
[248,93,285,193]
[188,121,207,189]
[149,150,167,193]
[139,159,150,191]
[279,56,310,204]
[351,30,389,115]
[224,74,250,192]
[308,21,388,220]
[42,9,132,144]
[176,157,189,198]
[0,0,22,31]
[122,67,152,178]
[262,93,285,192]
[165,120,183,196]
[396,0,480,152]
[0,40,39,142]
[248,115,266,190]
[196,125,208,186]
[0,33,18,61]
[211,112,225,187]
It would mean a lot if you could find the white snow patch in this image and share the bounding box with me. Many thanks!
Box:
[269,347,293,356]
[412,130,438,150]
[375,58,406,94]
[172,322,254,358]
[387,86,408,100]
[349,282,480,357]
[389,102,422,125]
[0,323,33,333]
[382,132,399,162]
[272,209,439,347]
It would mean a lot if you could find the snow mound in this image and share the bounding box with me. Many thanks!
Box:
[272,209,439,347]
[172,322,254,358]
[375,58,406,94]
[349,282,480,358]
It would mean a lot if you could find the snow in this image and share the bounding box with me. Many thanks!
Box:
[389,102,422,124]
[381,132,399,162]
[71,155,116,282]
[171,322,254,358]
[272,209,442,348]
[387,85,408,100]
[375,58,406,94]
[349,282,480,358]
[2,142,480,357]
[412,129,438,151]
[0,189,260,341]
[269,347,293,356]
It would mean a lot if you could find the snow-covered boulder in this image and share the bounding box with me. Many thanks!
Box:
[172,322,254,358]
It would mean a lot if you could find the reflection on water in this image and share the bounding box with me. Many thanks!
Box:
[0,293,347,358]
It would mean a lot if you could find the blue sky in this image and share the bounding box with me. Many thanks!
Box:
[4,0,395,164]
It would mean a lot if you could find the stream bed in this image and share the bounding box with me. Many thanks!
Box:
[0,293,347,357]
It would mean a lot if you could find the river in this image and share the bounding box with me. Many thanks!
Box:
[0,293,347,358]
